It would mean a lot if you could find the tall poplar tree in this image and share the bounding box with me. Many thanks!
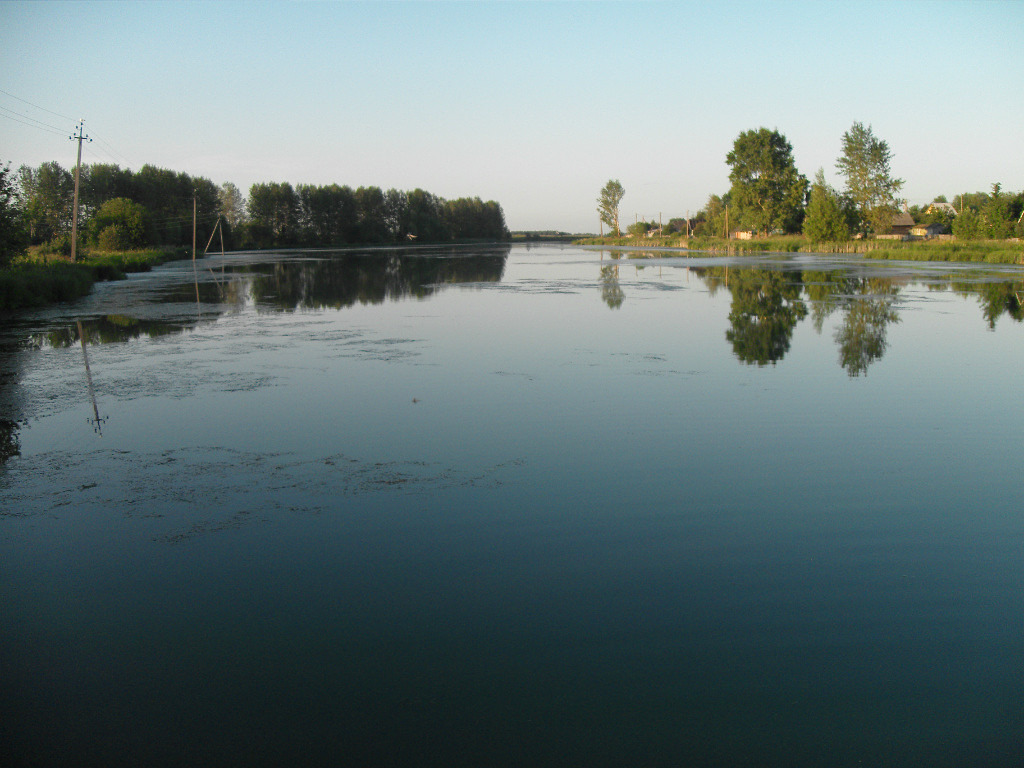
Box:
[597,180,625,236]
[835,122,904,235]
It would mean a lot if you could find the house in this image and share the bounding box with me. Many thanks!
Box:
[925,202,958,217]
[910,222,946,238]
[889,210,916,236]
[733,230,756,240]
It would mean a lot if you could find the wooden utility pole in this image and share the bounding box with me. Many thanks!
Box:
[192,191,197,261]
[68,121,91,262]
[724,205,729,239]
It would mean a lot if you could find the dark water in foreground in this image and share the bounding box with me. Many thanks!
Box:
[2,244,1024,766]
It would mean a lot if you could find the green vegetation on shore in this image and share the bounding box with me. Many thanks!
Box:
[575,234,1024,264]
[0,246,187,312]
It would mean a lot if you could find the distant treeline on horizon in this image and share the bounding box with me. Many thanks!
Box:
[11,160,509,254]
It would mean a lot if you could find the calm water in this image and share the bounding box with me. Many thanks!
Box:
[2,244,1023,767]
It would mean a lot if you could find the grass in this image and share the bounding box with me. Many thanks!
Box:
[0,246,190,312]
[575,234,1024,264]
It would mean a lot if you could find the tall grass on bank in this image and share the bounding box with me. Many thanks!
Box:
[0,247,188,312]
[576,235,1024,264]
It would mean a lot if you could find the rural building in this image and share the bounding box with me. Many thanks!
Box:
[889,210,916,236]
[911,222,946,238]
[925,202,958,217]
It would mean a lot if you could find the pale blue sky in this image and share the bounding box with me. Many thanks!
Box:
[2,0,1021,232]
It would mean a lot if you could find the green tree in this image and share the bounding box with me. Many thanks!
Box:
[89,197,149,250]
[83,163,134,214]
[726,128,808,235]
[983,183,1013,239]
[951,209,983,239]
[18,161,74,243]
[627,220,652,237]
[218,181,246,228]
[250,182,300,245]
[356,186,389,243]
[694,193,729,237]
[836,122,904,235]
[666,217,687,234]
[597,179,625,236]
[1,161,29,267]
[802,169,850,242]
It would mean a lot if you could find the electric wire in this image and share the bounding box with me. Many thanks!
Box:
[0,87,76,122]
[0,107,67,137]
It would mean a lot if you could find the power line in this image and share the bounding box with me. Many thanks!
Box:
[0,87,75,122]
[90,132,133,166]
[0,107,66,137]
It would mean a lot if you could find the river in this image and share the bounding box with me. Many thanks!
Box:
[2,244,1023,766]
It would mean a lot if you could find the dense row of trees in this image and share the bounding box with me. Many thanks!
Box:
[0,159,508,264]
[242,182,507,249]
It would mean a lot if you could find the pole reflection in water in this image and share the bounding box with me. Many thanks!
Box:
[76,320,108,435]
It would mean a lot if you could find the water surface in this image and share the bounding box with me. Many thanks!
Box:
[2,244,1023,766]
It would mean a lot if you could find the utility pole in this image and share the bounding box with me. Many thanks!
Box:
[68,120,91,262]
[192,191,197,261]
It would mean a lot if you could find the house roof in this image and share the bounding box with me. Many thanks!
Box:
[891,210,916,227]
[926,202,958,216]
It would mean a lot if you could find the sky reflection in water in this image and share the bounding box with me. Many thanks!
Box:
[2,245,1023,767]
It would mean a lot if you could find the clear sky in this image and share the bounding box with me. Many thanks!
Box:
[2,0,1022,233]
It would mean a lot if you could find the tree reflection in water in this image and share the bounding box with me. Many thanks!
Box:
[600,264,624,309]
[723,268,808,365]
[834,279,901,376]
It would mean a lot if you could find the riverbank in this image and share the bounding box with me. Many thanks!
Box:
[576,235,1024,264]
[0,246,189,312]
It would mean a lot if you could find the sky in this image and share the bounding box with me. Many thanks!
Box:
[2,0,1022,233]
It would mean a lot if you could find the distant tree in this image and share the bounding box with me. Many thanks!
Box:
[835,122,904,235]
[666,217,687,234]
[89,197,149,250]
[597,179,625,236]
[1,161,29,267]
[951,208,984,240]
[356,186,389,242]
[802,169,850,242]
[83,163,134,214]
[383,189,409,241]
[18,161,74,243]
[726,127,808,235]
[406,188,449,241]
[694,193,729,237]
[983,183,1013,239]
[250,182,299,244]
[626,220,652,237]
[218,181,246,228]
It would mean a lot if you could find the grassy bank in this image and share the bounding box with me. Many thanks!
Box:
[576,235,1024,264]
[1,246,189,312]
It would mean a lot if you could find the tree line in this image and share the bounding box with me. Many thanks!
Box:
[598,122,1024,242]
[0,159,508,266]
